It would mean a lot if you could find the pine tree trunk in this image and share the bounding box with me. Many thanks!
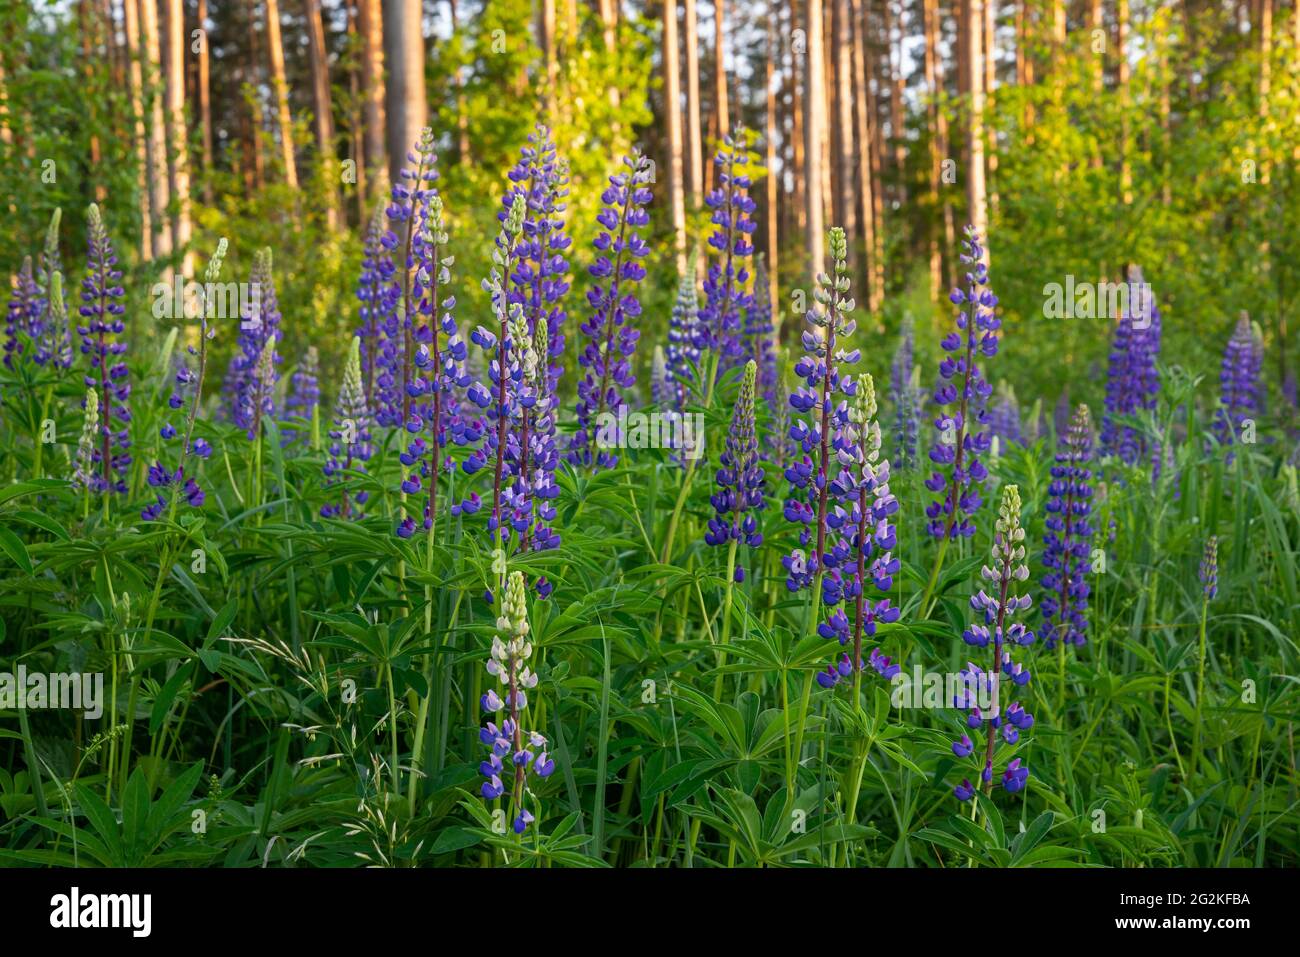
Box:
[791,0,805,236]
[1117,0,1131,204]
[383,0,427,188]
[164,0,192,275]
[664,0,688,274]
[851,0,879,312]
[138,0,173,265]
[123,0,153,258]
[765,0,780,316]
[834,0,856,269]
[197,0,214,203]
[804,0,826,275]
[965,0,989,259]
[714,0,730,135]
[264,0,299,189]
[985,0,997,212]
[358,0,386,194]
[304,0,338,227]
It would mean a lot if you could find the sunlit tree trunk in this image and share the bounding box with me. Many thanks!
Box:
[264,0,299,189]
[791,0,805,235]
[79,2,107,203]
[1118,0,1131,205]
[451,0,469,163]
[123,0,153,258]
[304,0,338,227]
[541,0,558,111]
[684,0,704,206]
[922,0,944,297]
[985,0,997,212]
[765,2,780,317]
[833,0,856,273]
[852,0,880,312]
[664,0,688,274]
[714,0,730,134]
[965,0,989,259]
[138,0,173,265]
[164,0,192,274]
[197,0,214,203]
[804,0,827,275]
[358,0,386,194]
[384,0,426,186]
[599,0,621,116]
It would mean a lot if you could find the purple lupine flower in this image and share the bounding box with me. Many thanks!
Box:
[478,571,556,832]
[3,257,42,369]
[568,150,652,470]
[35,210,72,368]
[1213,313,1264,449]
[322,337,375,519]
[223,248,282,438]
[989,382,1022,450]
[356,204,396,409]
[705,360,765,579]
[782,226,860,594]
[396,190,482,538]
[1040,404,1095,648]
[1099,266,1161,465]
[665,264,701,408]
[743,254,778,409]
[374,128,440,431]
[814,374,902,690]
[697,128,756,389]
[1199,535,1218,600]
[889,320,919,470]
[284,346,321,446]
[504,124,571,410]
[925,227,998,539]
[953,484,1036,800]
[76,204,130,494]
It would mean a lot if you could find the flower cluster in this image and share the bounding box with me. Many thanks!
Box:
[478,571,556,833]
[815,373,902,689]
[284,347,321,446]
[782,227,860,593]
[321,337,375,519]
[744,254,778,409]
[664,265,701,408]
[889,320,919,470]
[1213,314,1264,450]
[697,128,756,377]
[72,386,99,491]
[1099,267,1161,465]
[1040,404,1095,648]
[568,150,652,470]
[953,484,1036,800]
[925,227,998,539]
[4,210,72,370]
[705,360,765,579]
[1199,535,1218,600]
[76,204,131,494]
[222,248,282,439]
[989,381,1022,450]
[356,204,396,410]
[144,239,228,520]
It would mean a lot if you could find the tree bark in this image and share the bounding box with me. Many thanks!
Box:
[664,0,688,274]
[358,0,386,194]
[196,0,214,203]
[121,0,153,258]
[714,0,730,136]
[384,0,427,188]
[804,0,827,275]
[965,0,989,259]
[304,0,339,226]
[139,0,173,265]
[264,0,299,189]
[164,0,192,274]
[834,0,856,268]
[684,0,704,208]
[765,0,780,315]
[851,0,879,312]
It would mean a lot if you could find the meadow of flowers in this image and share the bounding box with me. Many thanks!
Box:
[1,117,1297,873]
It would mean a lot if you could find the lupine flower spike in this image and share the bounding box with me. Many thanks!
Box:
[953,484,1036,799]
[1040,405,1095,649]
[77,204,131,495]
[478,570,555,833]
[815,373,902,691]
[1099,265,1161,465]
[925,227,998,541]
[568,150,652,470]
[782,226,860,598]
[705,359,765,580]
[223,248,282,438]
[322,337,375,519]
[144,239,228,520]
[1214,313,1264,451]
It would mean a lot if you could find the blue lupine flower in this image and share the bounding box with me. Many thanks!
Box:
[889,320,919,470]
[568,150,652,470]
[223,248,282,438]
[782,226,860,594]
[952,485,1036,800]
[76,204,131,494]
[814,374,902,690]
[664,264,701,408]
[705,360,765,578]
[1199,535,1218,600]
[356,203,396,409]
[989,381,1022,449]
[1213,314,1264,450]
[925,227,997,539]
[1040,405,1095,648]
[698,128,756,384]
[743,254,778,409]
[1099,266,1161,465]
[322,337,375,519]
[284,346,321,445]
